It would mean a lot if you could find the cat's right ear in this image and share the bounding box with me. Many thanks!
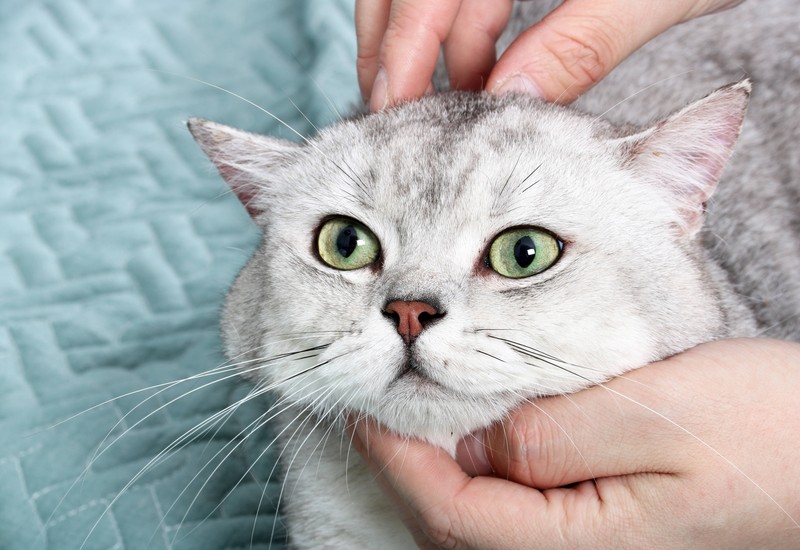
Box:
[187,118,299,218]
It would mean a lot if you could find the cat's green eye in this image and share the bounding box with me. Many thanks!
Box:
[489,227,562,279]
[317,217,380,270]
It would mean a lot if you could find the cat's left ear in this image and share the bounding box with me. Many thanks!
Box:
[187,118,299,219]
[618,80,751,235]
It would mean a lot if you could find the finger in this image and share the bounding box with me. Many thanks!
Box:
[351,419,471,524]
[686,0,746,18]
[467,339,796,490]
[351,418,543,548]
[347,418,436,547]
[442,0,513,91]
[355,0,392,102]
[487,0,699,103]
[369,0,464,111]
[353,418,623,549]
[464,346,729,488]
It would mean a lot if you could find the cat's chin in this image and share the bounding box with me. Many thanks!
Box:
[391,367,444,392]
[362,380,521,454]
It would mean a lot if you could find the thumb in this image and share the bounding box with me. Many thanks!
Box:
[487,0,702,103]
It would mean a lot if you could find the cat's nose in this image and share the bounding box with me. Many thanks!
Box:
[382,300,443,345]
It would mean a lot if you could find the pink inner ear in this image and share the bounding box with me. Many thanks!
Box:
[236,187,261,218]
[665,115,741,205]
[628,81,750,234]
[188,118,299,222]
[219,168,262,218]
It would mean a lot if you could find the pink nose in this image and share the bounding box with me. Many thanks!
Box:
[383,300,441,344]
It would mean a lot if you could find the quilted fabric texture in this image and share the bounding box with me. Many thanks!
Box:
[0,1,358,548]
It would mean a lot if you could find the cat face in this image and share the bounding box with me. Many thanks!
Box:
[190,84,749,446]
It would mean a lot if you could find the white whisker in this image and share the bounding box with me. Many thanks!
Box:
[77,350,338,550]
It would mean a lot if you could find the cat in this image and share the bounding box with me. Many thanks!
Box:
[188,1,800,547]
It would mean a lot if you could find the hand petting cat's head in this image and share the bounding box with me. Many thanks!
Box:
[189,82,749,448]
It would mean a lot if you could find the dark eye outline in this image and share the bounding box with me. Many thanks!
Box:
[483,225,564,279]
[313,215,382,271]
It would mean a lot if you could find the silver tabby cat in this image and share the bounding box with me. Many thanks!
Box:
[188,1,799,547]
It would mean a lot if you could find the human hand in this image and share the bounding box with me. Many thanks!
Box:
[356,0,743,110]
[351,339,800,549]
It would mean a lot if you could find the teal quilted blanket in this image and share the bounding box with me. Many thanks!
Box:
[0,1,358,548]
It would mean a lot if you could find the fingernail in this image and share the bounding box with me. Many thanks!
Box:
[455,430,493,476]
[494,73,544,98]
[370,66,389,112]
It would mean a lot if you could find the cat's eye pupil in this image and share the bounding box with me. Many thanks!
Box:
[336,225,359,258]
[513,236,536,268]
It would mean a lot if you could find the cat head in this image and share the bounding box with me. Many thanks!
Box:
[189,81,750,447]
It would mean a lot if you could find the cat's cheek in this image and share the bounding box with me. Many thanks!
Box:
[564,312,657,376]
[296,330,408,408]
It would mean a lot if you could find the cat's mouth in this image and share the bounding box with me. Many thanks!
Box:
[393,357,442,389]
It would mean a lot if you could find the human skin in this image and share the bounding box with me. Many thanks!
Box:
[356,0,743,109]
[351,339,800,549]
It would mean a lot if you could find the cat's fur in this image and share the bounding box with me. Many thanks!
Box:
[188,1,799,547]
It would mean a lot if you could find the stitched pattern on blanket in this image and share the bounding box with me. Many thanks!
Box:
[0,1,358,548]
